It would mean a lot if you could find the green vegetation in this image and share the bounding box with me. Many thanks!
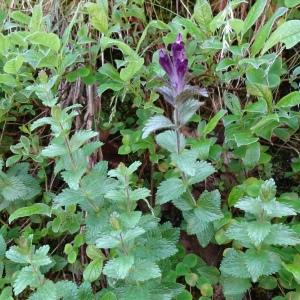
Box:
[1,0,300,299]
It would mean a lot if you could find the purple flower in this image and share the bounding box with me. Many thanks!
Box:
[159,34,188,96]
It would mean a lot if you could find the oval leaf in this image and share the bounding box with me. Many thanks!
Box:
[9,203,51,224]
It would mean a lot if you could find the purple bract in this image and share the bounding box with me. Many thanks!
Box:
[159,34,188,96]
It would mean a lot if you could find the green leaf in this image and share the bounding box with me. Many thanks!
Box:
[129,260,161,281]
[0,234,6,258]
[66,67,90,82]
[262,20,300,54]
[183,254,198,268]
[228,185,244,207]
[9,203,51,223]
[285,0,300,7]
[224,92,241,115]
[243,142,260,167]
[29,3,43,32]
[221,276,251,297]
[3,56,24,74]
[193,190,223,230]
[188,161,215,185]
[85,1,108,33]
[220,249,250,278]
[246,221,271,246]
[264,224,300,246]
[242,0,268,35]
[155,130,186,153]
[171,149,198,176]
[83,258,103,282]
[251,7,288,56]
[234,131,258,147]
[203,109,226,137]
[178,99,201,125]
[216,58,236,72]
[120,58,144,82]
[29,280,57,300]
[156,178,186,204]
[69,130,98,151]
[10,11,30,25]
[193,0,213,32]
[176,290,192,300]
[13,266,40,295]
[32,245,52,266]
[244,249,281,282]
[276,91,300,108]
[259,276,277,290]
[283,260,300,284]
[103,255,134,280]
[0,287,13,300]
[142,115,174,139]
[0,74,18,87]
[27,32,61,52]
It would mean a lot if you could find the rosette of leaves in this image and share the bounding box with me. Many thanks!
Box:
[142,34,222,247]
[220,179,300,299]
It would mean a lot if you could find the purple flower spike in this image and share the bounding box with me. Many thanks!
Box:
[159,34,188,96]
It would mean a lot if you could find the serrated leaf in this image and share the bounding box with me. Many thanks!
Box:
[177,99,201,125]
[220,249,250,278]
[261,199,296,218]
[188,161,215,185]
[41,144,67,157]
[29,280,57,300]
[155,130,185,153]
[55,280,78,299]
[31,245,52,266]
[221,276,251,297]
[9,203,51,223]
[244,249,281,282]
[246,221,271,246]
[13,266,39,295]
[156,178,186,204]
[142,115,174,139]
[225,222,252,246]
[194,190,223,227]
[103,255,134,279]
[69,130,98,151]
[129,260,161,281]
[265,224,300,246]
[134,237,178,261]
[129,188,150,201]
[1,176,28,201]
[171,149,198,176]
